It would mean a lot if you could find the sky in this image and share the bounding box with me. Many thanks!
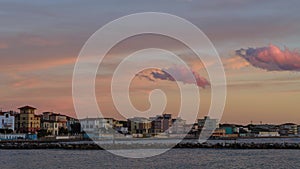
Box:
[1,0,300,124]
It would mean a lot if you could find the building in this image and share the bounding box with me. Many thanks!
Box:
[185,123,200,138]
[0,134,26,140]
[49,113,68,129]
[219,124,238,135]
[128,117,151,137]
[198,116,219,134]
[40,112,69,136]
[15,106,41,134]
[0,111,15,131]
[170,117,186,134]
[257,131,280,137]
[41,112,57,136]
[80,118,114,138]
[150,114,172,134]
[279,123,298,136]
[66,116,81,134]
[114,120,128,135]
[41,120,59,136]
[238,128,250,137]
[211,128,226,138]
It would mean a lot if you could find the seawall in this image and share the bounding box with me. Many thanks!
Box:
[1,141,300,150]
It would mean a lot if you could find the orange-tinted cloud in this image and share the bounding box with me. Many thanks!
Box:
[223,56,250,70]
[236,44,300,71]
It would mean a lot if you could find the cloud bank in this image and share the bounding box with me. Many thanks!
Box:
[236,44,300,71]
[136,66,210,88]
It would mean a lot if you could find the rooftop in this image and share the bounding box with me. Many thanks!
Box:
[18,105,36,110]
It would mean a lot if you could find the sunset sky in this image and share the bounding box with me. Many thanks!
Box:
[1,0,300,124]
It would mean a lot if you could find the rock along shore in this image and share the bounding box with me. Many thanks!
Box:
[1,141,300,150]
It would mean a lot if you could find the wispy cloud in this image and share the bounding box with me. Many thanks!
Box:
[1,57,76,73]
[18,33,63,47]
[12,78,41,88]
[236,44,300,71]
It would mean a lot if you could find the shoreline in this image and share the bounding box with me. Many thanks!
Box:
[1,139,300,150]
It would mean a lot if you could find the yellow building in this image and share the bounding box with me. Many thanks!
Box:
[15,106,41,134]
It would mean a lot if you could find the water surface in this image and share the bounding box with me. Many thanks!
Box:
[1,149,299,169]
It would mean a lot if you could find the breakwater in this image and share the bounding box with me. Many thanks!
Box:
[1,141,300,150]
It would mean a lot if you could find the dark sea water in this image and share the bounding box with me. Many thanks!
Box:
[1,149,300,169]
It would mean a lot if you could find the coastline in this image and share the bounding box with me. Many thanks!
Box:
[1,137,300,150]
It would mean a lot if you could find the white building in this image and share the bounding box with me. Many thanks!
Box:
[80,118,114,137]
[0,111,15,131]
[257,131,280,137]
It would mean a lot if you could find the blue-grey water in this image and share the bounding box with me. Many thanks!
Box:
[1,149,300,169]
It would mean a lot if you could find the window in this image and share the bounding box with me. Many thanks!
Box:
[5,114,9,118]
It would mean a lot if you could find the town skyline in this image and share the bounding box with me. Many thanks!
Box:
[1,105,299,141]
[1,105,299,126]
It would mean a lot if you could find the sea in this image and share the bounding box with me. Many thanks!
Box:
[1,138,300,169]
[1,149,300,169]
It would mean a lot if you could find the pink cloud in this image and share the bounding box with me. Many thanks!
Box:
[236,44,300,71]
[136,66,210,88]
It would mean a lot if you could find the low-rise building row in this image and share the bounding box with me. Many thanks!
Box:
[1,106,300,139]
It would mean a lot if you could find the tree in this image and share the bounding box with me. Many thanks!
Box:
[70,123,81,135]
[37,129,48,138]
[58,127,68,136]
[0,129,13,134]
